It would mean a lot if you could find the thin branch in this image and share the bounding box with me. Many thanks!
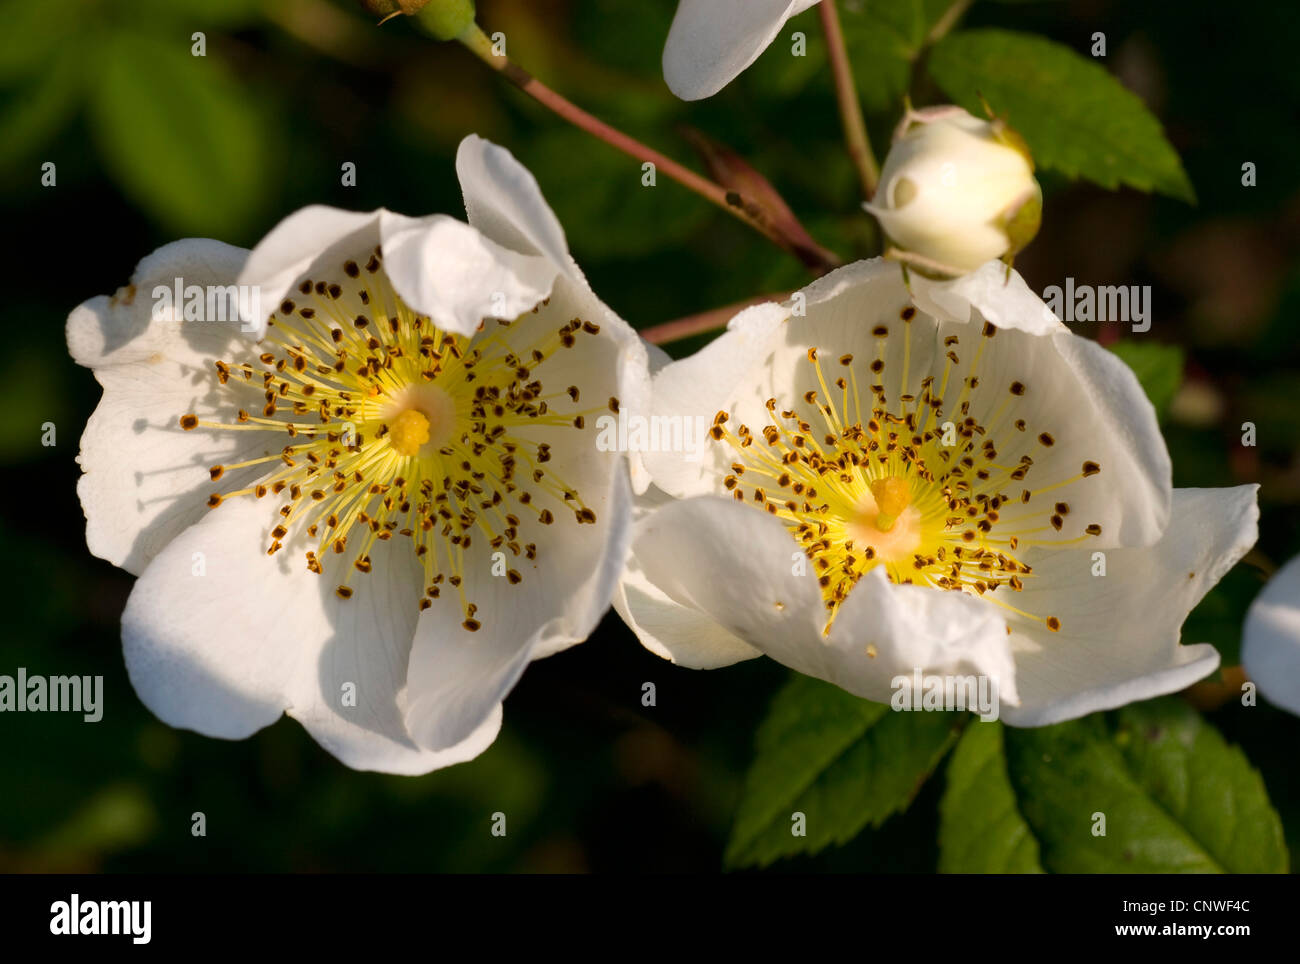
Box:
[818,0,879,200]
[457,25,839,274]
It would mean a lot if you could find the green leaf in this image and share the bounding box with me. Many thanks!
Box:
[1113,701,1287,873]
[88,30,271,237]
[939,721,1044,872]
[1004,698,1288,873]
[927,29,1196,202]
[725,674,961,868]
[1108,339,1185,419]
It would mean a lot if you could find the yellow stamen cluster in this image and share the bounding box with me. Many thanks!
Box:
[713,307,1104,636]
[182,246,614,632]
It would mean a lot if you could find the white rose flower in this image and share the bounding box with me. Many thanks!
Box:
[1242,554,1300,716]
[67,135,649,774]
[662,0,821,100]
[615,259,1258,725]
[865,106,1042,277]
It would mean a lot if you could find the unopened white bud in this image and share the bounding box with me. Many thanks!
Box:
[865,105,1042,277]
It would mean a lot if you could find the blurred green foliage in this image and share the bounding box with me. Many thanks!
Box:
[1,0,1298,872]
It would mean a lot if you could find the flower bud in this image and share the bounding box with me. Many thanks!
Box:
[865,105,1042,277]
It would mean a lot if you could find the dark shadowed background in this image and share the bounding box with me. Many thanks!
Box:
[1,0,1297,871]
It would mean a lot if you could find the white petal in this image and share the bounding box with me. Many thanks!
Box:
[642,298,790,497]
[1243,553,1300,716]
[455,134,573,273]
[122,497,495,774]
[74,366,269,577]
[1000,485,1258,727]
[405,468,632,751]
[662,0,820,100]
[628,340,674,495]
[379,211,559,337]
[235,206,383,338]
[122,499,292,739]
[629,496,1016,704]
[644,264,919,503]
[68,239,262,575]
[929,317,1172,549]
[403,284,637,750]
[645,257,1171,548]
[68,238,251,368]
[909,261,1063,335]
[507,273,653,480]
[615,494,762,668]
[1030,329,1171,546]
